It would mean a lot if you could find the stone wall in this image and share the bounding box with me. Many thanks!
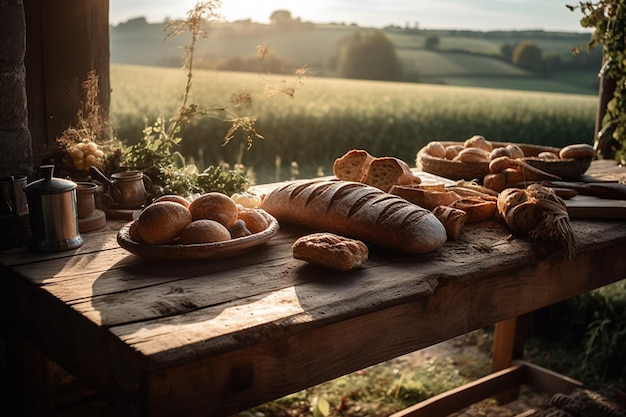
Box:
[0,0,32,177]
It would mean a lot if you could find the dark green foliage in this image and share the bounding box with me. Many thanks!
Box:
[337,30,403,81]
[513,41,545,73]
[526,281,626,393]
[424,35,440,50]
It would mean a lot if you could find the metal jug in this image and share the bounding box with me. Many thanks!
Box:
[0,174,30,250]
[90,166,150,209]
[23,165,83,251]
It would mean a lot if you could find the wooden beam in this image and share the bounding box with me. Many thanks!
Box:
[24,0,110,163]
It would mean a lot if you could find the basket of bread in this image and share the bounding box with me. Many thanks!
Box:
[416,135,594,183]
[117,192,279,259]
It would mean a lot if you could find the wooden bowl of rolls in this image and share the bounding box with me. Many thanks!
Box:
[117,192,279,259]
[416,135,594,182]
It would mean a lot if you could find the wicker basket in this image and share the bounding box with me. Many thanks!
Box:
[416,141,592,181]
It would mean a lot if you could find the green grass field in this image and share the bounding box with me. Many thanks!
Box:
[110,63,598,183]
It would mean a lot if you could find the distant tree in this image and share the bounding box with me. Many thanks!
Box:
[270,10,292,26]
[500,43,514,62]
[337,30,403,81]
[512,41,545,73]
[424,35,440,50]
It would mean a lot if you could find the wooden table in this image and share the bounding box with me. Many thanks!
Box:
[2,160,626,417]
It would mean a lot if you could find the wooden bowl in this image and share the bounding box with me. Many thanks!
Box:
[416,141,592,181]
[117,209,279,260]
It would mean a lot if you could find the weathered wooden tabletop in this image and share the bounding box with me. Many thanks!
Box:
[1,160,625,417]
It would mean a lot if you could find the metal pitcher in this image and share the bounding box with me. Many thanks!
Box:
[23,165,83,251]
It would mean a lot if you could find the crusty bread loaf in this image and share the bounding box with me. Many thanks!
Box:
[360,157,420,192]
[292,232,368,271]
[333,149,375,182]
[389,184,461,211]
[432,206,467,240]
[449,198,497,223]
[261,179,447,254]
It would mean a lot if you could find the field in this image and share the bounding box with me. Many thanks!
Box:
[110,63,598,183]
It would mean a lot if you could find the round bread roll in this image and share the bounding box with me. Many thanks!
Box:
[188,192,238,228]
[152,194,191,209]
[559,143,595,159]
[136,201,192,244]
[464,135,492,152]
[505,144,525,159]
[128,220,144,243]
[237,208,269,234]
[178,219,231,244]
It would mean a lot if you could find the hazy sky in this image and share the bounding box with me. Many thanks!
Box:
[109,0,589,32]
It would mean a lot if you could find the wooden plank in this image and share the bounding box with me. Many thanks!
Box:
[492,317,521,403]
[566,195,626,219]
[390,361,583,417]
[105,235,626,416]
[389,364,526,417]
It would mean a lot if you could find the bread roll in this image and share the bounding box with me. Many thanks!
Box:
[432,206,467,240]
[333,149,375,182]
[424,141,446,158]
[449,198,497,223]
[237,207,269,234]
[559,143,595,159]
[152,194,191,209]
[464,135,492,152]
[454,147,490,163]
[292,232,368,271]
[360,156,419,192]
[178,219,231,244]
[261,180,447,254]
[189,192,238,228]
[135,201,192,244]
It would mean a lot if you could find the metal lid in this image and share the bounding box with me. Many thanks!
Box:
[24,165,77,195]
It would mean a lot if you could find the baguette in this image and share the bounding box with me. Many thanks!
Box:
[261,179,447,254]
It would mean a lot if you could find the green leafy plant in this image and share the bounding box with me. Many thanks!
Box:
[119,0,264,195]
[568,1,626,160]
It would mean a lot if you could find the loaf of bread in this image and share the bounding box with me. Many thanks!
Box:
[333,149,375,182]
[292,232,368,271]
[360,157,419,192]
[389,184,461,210]
[261,179,447,254]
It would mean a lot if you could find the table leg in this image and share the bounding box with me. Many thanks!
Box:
[4,329,52,416]
[492,315,528,404]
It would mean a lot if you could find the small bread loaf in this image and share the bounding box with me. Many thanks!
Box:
[333,149,375,182]
[178,219,231,244]
[292,233,368,271]
[135,201,192,244]
[445,145,464,160]
[464,135,492,152]
[261,180,447,254]
[389,184,460,211]
[432,206,467,240]
[505,201,543,234]
[449,198,497,223]
[559,143,595,159]
[152,194,191,209]
[236,207,269,234]
[505,144,525,159]
[360,156,420,192]
[424,141,446,158]
[189,192,238,228]
[454,147,490,163]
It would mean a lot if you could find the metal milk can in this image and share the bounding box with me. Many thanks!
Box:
[23,165,83,251]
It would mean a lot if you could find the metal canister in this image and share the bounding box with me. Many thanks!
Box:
[23,165,83,251]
